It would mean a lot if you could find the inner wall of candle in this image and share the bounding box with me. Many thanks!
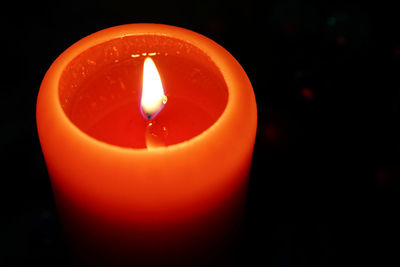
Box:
[59,35,228,148]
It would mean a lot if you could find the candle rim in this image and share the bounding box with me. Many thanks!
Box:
[38,23,256,155]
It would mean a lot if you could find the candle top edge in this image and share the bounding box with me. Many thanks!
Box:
[37,24,257,154]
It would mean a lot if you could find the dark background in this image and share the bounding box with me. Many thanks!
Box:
[1,0,400,266]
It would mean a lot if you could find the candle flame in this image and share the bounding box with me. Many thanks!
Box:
[141,57,167,120]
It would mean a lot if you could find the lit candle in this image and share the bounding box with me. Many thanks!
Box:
[36,24,257,265]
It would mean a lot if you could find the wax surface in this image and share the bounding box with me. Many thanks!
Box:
[59,35,228,148]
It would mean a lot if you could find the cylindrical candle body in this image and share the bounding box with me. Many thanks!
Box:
[36,24,257,265]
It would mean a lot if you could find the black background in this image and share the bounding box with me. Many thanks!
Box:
[1,0,400,266]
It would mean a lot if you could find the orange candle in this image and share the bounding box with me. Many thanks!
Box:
[36,24,257,265]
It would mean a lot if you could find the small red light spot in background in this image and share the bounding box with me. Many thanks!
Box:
[394,45,400,57]
[336,36,346,46]
[376,168,391,187]
[263,125,278,142]
[282,22,297,40]
[208,19,223,35]
[301,88,313,100]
